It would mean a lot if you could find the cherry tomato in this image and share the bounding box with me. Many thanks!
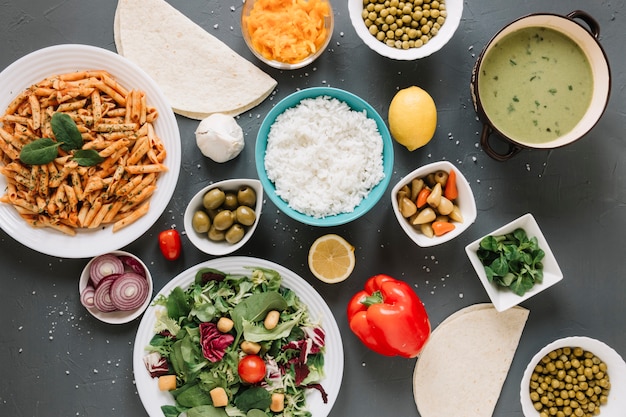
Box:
[158,229,181,260]
[238,354,266,384]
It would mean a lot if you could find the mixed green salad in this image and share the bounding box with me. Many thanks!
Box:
[143,267,327,417]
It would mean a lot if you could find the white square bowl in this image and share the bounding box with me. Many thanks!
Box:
[465,213,563,312]
[391,161,477,247]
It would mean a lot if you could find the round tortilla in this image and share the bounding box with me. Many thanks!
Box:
[114,0,277,120]
[413,304,529,417]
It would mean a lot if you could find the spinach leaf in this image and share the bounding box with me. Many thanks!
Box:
[186,405,229,417]
[161,405,186,417]
[167,286,192,319]
[233,387,271,412]
[175,384,213,407]
[51,112,83,152]
[477,227,545,296]
[231,291,288,335]
[242,313,301,342]
[19,138,60,165]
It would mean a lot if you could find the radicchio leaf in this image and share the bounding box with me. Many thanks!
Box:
[199,322,234,362]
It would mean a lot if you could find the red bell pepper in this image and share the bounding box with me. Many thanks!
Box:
[347,274,430,358]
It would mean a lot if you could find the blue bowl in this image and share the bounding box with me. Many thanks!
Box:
[255,87,394,227]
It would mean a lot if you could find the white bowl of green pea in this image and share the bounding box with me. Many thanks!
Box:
[520,336,626,417]
[348,0,463,60]
[183,179,263,256]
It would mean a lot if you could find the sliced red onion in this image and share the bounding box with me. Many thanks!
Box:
[110,272,149,311]
[89,254,124,287]
[119,255,146,277]
[93,275,119,312]
[80,285,96,309]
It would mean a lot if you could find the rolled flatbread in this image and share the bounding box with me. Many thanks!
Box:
[114,0,277,120]
[413,303,529,417]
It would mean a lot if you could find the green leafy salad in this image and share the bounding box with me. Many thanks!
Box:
[142,267,328,417]
[477,228,545,296]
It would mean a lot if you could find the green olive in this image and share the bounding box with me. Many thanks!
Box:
[235,205,256,226]
[213,210,235,231]
[207,224,225,241]
[237,186,257,207]
[203,188,225,210]
[192,210,211,233]
[223,192,239,210]
[225,224,245,244]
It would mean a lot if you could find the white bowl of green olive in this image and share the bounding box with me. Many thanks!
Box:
[520,336,626,417]
[348,0,463,60]
[183,179,263,256]
[391,160,476,247]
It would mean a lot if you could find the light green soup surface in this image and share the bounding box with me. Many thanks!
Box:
[477,26,593,144]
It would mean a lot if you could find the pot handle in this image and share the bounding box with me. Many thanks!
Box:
[480,124,522,161]
[567,10,600,39]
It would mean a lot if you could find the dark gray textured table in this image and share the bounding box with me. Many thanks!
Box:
[1,1,625,416]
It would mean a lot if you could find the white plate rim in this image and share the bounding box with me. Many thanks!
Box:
[132,256,344,417]
[0,44,181,258]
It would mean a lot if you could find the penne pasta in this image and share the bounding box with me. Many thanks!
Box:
[0,70,167,235]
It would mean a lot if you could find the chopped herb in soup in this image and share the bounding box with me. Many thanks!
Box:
[478,27,593,144]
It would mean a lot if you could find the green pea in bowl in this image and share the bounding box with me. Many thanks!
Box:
[348,0,463,60]
[520,336,626,417]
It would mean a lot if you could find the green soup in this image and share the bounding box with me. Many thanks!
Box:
[478,26,593,144]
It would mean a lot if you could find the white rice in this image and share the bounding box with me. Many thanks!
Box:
[264,96,385,218]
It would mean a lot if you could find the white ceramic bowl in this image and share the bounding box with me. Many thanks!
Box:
[520,336,626,417]
[348,0,463,60]
[241,0,334,69]
[78,250,153,324]
[391,161,476,247]
[255,87,394,227]
[184,179,263,256]
[465,213,564,312]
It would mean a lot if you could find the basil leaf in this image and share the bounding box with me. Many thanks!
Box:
[51,112,83,151]
[19,138,60,165]
[72,149,104,166]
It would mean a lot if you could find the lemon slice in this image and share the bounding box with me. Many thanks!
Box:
[308,234,355,283]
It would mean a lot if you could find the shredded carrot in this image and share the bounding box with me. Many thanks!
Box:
[244,0,332,64]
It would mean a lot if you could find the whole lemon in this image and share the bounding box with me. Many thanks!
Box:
[388,86,437,151]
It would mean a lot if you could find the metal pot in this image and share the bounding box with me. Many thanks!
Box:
[470,10,611,161]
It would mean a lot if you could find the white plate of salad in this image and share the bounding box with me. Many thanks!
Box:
[133,256,343,417]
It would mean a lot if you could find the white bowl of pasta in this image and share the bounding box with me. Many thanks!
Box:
[0,44,181,258]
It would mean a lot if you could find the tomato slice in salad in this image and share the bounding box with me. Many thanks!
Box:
[238,354,266,384]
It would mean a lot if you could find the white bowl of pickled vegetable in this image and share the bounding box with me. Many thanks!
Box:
[348,0,463,60]
[465,213,564,312]
[79,251,153,324]
[184,179,263,256]
[520,336,626,417]
[391,160,476,247]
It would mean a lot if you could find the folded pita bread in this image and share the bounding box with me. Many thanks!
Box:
[114,0,277,120]
[413,304,529,417]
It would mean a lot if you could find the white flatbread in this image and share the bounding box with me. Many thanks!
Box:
[413,304,529,417]
[114,0,277,120]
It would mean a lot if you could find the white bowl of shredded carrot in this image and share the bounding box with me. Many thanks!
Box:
[241,0,334,70]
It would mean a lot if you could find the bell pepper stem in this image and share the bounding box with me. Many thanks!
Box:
[360,290,384,307]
